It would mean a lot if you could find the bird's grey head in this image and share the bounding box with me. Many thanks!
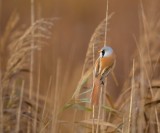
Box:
[99,46,113,58]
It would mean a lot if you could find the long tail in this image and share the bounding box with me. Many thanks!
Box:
[91,75,101,105]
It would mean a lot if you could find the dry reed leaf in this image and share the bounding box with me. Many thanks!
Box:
[78,119,122,132]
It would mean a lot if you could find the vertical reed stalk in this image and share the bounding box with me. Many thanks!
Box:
[71,109,77,133]
[33,52,41,133]
[40,76,52,133]
[104,80,112,133]
[92,105,95,133]
[104,0,109,46]
[0,0,1,53]
[102,82,106,133]
[28,0,35,132]
[0,72,3,133]
[138,43,145,133]
[96,86,103,133]
[92,39,95,133]
[15,81,25,133]
[155,108,160,133]
[0,2,2,132]
[122,117,125,133]
[8,81,16,107]
[127,59,135,133]
[95,1,109,132]
[30,0,35,103]
[51,59,61,133]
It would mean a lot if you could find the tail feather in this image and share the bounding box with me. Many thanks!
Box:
[91,76,101,105]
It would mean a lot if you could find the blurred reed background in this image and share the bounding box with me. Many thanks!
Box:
[0,0,160,133]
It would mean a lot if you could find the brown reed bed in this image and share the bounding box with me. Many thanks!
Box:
[0,1,160,133]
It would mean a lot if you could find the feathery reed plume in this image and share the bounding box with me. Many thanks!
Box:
[0,12,55,132]
[0,12,19,73]
[72,14,113,100]
[83,15,113,75]
[2,18,54,89]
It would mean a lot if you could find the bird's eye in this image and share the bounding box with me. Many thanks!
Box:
[102,50,105,57]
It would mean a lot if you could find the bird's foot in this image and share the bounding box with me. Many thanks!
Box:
[101,81,104,85]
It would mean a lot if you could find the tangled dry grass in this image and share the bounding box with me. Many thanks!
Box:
[115,4,160,132]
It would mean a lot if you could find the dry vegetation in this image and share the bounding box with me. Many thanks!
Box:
[0,0,160,133]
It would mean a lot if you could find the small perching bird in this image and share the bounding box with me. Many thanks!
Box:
[91,45,116,105]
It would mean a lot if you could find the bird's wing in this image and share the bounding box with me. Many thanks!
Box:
[94,58,100,77]
[101,61,115,77]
